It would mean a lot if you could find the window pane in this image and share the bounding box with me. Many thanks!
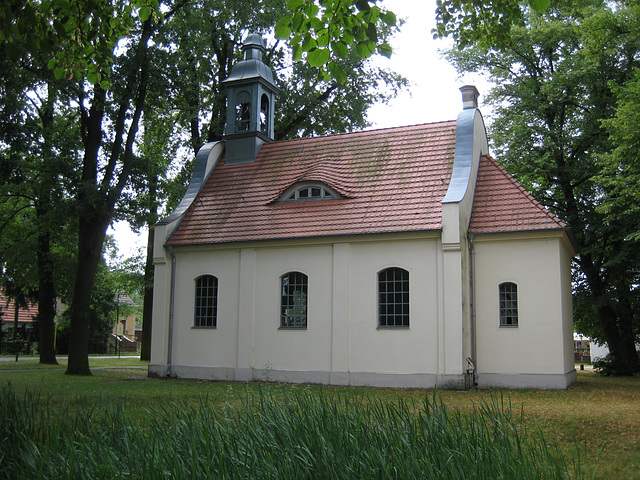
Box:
[281,272,308,328]
[195,275,218,327]
[499,282,518,326]
[378,268,409,327]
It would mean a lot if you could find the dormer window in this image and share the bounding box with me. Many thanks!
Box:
[281,183,339,202]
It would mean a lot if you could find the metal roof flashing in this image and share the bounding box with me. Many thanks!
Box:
[158,141,224,233]
[442,107,483,204]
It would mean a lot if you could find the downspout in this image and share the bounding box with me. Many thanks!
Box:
[167,245,176,377]
[468,234,478,386]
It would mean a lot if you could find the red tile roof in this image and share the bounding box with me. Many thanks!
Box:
[0,292,37,324]
[168,121,458,245]
[469,156,566,234]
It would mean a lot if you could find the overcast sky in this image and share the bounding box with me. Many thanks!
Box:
[110,0,494,258]
[368,0,492,128]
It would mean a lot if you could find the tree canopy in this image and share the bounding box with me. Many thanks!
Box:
[446,0,640,374]
[1,0,405,372]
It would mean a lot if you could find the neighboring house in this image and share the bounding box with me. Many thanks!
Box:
[0,290,37,335]
[149,34,577,389]
[110,294,138,353]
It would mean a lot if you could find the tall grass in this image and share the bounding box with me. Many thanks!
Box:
[0,384,582,479]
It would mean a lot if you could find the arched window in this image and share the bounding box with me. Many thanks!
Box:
[194,275,218,328]
[260,94,269,134]
[499,282,518,327]
[235,91,251,131]
[281,183,338,202]
[378,267,409,327]
[280,272,308,328]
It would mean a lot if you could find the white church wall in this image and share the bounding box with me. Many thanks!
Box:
[473,233,576,388]
[346,238,440,376]
[170,248,241,371]
[150,233,451,386]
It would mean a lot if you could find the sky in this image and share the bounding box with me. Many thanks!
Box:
[109,0,494,259]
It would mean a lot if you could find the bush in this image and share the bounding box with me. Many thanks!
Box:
[593,354,636,376]
[0,339,30,356]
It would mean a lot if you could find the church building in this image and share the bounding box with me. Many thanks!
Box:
[149,34,577,389]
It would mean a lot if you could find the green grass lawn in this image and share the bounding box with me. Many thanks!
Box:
[1,357,638,479]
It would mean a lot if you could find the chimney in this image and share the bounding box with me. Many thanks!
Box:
[460,85,480,110]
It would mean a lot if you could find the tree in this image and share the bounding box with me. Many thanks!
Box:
[0,48,81,364]
[432,0,551,49]
[2,0,399,374]
[114,0,406,360]
[446,0,640,373]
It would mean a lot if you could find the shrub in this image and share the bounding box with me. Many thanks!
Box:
[593,354,636,376]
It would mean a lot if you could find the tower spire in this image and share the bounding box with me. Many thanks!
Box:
[222,33,280,164]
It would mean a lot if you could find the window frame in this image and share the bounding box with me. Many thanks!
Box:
[280,182,340,202]
[280,271,308,329]
[377,267,410,328]
[194,275,218,328]
[235,90,251,132]
[499,282,519,327]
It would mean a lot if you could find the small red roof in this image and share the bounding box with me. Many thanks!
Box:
[168,121,458,245]
[469,156,566,234]
[0,292,38,324]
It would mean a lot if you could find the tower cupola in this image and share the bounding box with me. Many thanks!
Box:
[222,33,280,164]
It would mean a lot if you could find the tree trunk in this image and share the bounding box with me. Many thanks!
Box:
[37,228,58,364]
[140,225,154,361]
[13,302,19,362]
[140,167,158,361]
[65,216,110,375]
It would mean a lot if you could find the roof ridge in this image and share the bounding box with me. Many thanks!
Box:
[269,119,458,147]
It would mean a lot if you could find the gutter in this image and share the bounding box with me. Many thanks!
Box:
[468,234,479,387]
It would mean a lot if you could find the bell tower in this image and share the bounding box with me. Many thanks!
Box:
[222,33,280,164]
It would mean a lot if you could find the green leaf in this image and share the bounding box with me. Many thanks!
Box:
[87,71,99,84]
[307,47,330,67]
[332,40,348,59]
[356,0,371,12]
[355,41,375,59]
[287,0,305,10]
[328,61,348,84]
[528,0,551,13]
[380,11,397,26]
[301,36,317,52]
[275,16,292,39]
[317,33,330,48]
[366,23,377,43]
[54,68,66,80]
[139,6,152,21]
[304,4,319,18]
[292,45,303,61]
[377,42,392,58]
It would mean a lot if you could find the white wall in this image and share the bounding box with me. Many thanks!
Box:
[473,232,576,388]
[151,234,449,386]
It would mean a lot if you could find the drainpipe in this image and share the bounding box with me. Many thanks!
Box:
[468,234,478,386]
[167,246,176,377]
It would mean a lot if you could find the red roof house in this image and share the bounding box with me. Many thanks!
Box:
[149,34,577,389]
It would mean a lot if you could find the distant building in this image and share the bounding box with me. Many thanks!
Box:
[0,290,37,338]
[110,294,138,353]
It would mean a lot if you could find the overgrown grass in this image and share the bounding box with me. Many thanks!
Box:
[1,359,638,479]
[0,384,581,479]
